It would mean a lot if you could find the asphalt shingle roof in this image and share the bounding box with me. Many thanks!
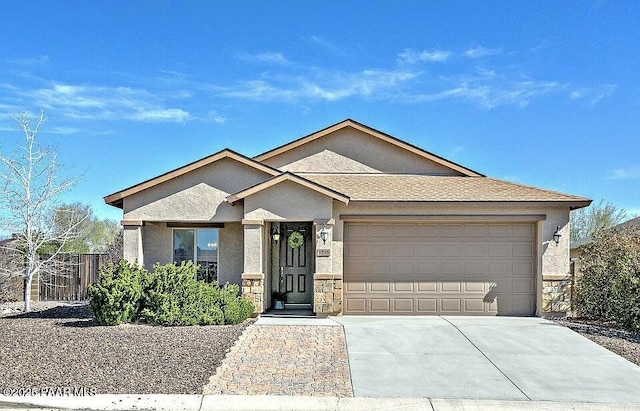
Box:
[303,174,590,203]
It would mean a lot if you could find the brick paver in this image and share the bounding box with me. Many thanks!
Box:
[203,324,353,396]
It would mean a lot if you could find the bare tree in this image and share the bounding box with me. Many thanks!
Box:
[0,110,85,311]
[570,199,629,244]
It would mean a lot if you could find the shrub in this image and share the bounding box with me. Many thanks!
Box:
[89,260,253,326]
[139,262,226,326]
[223,297,256,325]
[575,226,640,330]
[88,260,146,325]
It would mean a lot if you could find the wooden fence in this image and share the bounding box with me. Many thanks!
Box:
[35,254,109,301]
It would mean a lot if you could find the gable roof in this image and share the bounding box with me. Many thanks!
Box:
[304,174,592,206]
[226,172,350,205]
[104,149,280,208]
[253,119,484,177]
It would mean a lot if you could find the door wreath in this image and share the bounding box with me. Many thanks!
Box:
[287,231,304,249]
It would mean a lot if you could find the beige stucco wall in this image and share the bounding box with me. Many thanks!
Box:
[244,181,333,221]
[219,222,244,285]
[123,158,271,221]
[262,127,464,175]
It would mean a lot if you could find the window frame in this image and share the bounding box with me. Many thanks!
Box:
[172,227,220,284]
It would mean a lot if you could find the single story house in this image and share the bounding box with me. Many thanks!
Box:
[104,119,591,317]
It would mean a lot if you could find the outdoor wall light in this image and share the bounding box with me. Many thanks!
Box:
[271,226,280,243]
[553,226,562,244]
[319,224,329,244]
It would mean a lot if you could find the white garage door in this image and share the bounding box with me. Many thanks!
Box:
[343,222,536,315]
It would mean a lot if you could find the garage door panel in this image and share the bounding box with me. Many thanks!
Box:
[464,282,485,292]
[441,261,462,275]
[464,261,487,276]
[393,299,414,312]
[466,224,488,237]
[441,282,462,292]
[417,281,437,292]
[369,261,391,275]
[345,281,367,293]
[441,224,463,237]
[393,261,415,275]
[416,244,438,257]
[464,299,485,312]
[489,244,510,257]
[465,244,488,257]
[370,298,391,312]
[417,224,441,237]
[513,224,535,238]
[345,298,367,312]
[417,262,438,275]
[440,244,463,257]
[344,222,536,316]
[441,298,462,312]
[393,244,414,257]
[393,281,414,292]
[489,261,511,275]
[417,298,438,312]
[346,243,367,257]
[370,282,391,292]
[514,261,534,275]
[346,261,367,275]
[369,224,391,237]
[513,243,534,257]
[393,225,416,237]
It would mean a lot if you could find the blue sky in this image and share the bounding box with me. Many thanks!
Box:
[0,1,638,222]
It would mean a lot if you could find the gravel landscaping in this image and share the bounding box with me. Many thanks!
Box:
[554,318,640,366]
[0,301,253,394]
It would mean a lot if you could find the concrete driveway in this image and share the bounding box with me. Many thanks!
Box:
[334,316,640,403]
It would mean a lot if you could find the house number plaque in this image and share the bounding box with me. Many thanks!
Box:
[316,249,331,257]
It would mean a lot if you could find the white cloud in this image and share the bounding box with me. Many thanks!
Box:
[237,52,290,65]
[609,167,640,180]
[464,46,501,58]
[570,84,616,105]
[9,55,50,65]
[127,108,189,123]
[398,49,452,64]
[49,126,82,135]
[218,69,420,102]
[2,82,191,123]
[207,110,227,124]
[308,36,346,55]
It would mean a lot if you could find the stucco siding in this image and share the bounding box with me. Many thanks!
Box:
[142,223,172,269]
[219,222,243,286]
[244,180,332,221]
[123,158,271,221]
[262,127,463,175]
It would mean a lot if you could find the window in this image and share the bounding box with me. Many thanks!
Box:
[173,228,218,283]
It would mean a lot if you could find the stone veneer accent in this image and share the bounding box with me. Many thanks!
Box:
[241,273,264,314]
[313,274,342,315]
[542,275,572,314]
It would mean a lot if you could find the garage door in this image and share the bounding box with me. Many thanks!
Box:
[343,222,536,315]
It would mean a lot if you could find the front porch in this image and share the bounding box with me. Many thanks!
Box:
[240,220,343,317]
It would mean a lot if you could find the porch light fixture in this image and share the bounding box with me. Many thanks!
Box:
[319,224,329,244]
[553,226,562,244]
[271,226,280,243]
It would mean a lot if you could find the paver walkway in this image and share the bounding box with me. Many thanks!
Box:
[203,323,353,397]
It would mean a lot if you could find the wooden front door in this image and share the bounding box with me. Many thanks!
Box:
[279,222,313,304]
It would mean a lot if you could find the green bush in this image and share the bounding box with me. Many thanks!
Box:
[89,260,253,326]
[88,260,146,325]
[575,226,640,330]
